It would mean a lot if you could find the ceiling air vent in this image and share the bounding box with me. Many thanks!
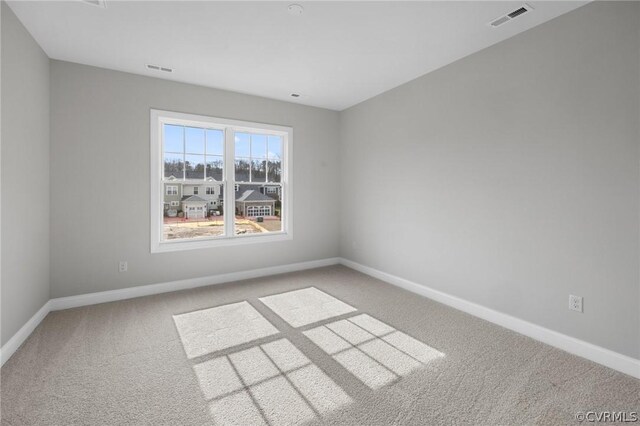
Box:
[146,64,174,73]
[489,4,533,28]
[508,7,528,18]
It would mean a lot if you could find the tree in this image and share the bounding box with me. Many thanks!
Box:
[164,159,182,178]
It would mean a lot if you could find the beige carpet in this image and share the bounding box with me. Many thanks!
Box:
[1,265,639,425]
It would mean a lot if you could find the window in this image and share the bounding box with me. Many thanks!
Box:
[170,201,179,207]
[151,109,291,252]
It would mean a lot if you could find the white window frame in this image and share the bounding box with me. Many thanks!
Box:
[166,185,178,195]
[150,109,292,253]
[170,201,179,207]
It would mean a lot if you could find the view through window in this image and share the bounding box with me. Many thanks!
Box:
[233,132,282,235]
[151,110,291,252]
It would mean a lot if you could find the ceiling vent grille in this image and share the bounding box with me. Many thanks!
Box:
[146,64,174,73]
[508,7,528,18]
[489,4,533,28]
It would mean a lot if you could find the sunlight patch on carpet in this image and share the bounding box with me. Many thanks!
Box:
[304,314,444,389]
[173,301,279,359]
[259,287,357,327]
[194,338,352,426]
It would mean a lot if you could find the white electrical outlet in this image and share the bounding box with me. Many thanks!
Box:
[119,261,128,273]
[569,295,583,313]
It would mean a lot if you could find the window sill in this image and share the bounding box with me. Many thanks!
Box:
[150,231,292,253]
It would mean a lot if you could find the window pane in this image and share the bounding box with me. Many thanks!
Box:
[251,134,267,159]
[251,159,266,182]
[206,129,223,156]
[267,160,282,183]
[235,159,250,182]
[185,127,205,154]
[164,153,183,179]
[234,183,282,235]
[164,124,183,153]
[156,111,289,250]
[206,155,223,181]
[268,136,282,160]
[185,154,205,180]
[163,183,225,241]
[235,133,250,157]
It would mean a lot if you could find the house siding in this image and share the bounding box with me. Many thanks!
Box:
[163,183,182,211]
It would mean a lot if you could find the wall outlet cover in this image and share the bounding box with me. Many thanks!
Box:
[569,295,583,313]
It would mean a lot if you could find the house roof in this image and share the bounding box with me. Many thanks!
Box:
[234,173,280,185]
[164,175,222,182]
[181,195,207,203]
[236,189,275,202]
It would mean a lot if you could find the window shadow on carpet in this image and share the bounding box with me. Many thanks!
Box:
[304,314,444,389]
[193,338,352,425]
[259,287,357,327]
[173,300,279,359]
[173,293,444,424]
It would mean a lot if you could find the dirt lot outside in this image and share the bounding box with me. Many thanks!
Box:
[163,217,281,240]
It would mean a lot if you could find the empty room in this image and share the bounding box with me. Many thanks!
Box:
[1,1,639,424]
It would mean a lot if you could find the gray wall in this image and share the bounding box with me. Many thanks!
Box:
[1,2,50,346]
[50,61,340,298]
[339,1,640,358]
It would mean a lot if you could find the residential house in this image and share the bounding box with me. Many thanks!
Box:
[235,184,277,217]
[164,176,223,218]
[164,179,279,218]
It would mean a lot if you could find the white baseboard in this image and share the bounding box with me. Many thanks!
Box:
[338,257,640,380]
[0,300,52,366]
[49,257,341,311]
[1,257,340,366]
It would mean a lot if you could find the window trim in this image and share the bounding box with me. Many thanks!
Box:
[150,109,292,253]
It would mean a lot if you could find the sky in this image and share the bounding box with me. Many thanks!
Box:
[164,124,282,160]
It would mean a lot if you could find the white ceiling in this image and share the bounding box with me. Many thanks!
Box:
[8,1,587,111]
